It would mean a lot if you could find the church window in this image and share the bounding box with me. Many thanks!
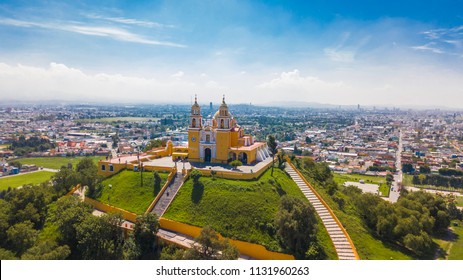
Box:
[206,134,210,142]
[192,118,196,127]
[220,119,224,128]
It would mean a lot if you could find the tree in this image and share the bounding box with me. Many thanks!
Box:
[52,166,79,195]
[133,213,159,259]
[386,174,394,186]
[112,132,119,149]
[0,248,17,260]
[21,240,70,260]
[190,169,202,186]
[267,135,278,176]
[402,163,414,173]
[419,165,431,174]
[277,149,286,169]
[230,160,242,170]
[153,171,162,195]
[6,221,39,256]
[76,214,125,260]
[185,225,239,260]
[275,196,318,259]
[144,139,164,152]
[77,158,101,198]
[48,196,93,253]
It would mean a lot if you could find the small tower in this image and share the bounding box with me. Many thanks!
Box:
[215,95,232,162]
[190,95,202,129]
[188,95,202,161]
[216,95,232,129]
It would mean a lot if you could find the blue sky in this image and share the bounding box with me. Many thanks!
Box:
[0,0,462,107]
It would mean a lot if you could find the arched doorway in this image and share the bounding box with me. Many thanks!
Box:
[204,148,212,162]
[228,152,236,162]
[238,152,247,164]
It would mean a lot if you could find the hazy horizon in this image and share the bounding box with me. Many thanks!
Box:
[1,1,462,107]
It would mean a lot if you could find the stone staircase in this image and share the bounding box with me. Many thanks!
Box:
[151,172,184,217]
[285,164,358,260]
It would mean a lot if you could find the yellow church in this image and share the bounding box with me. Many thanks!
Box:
[186,96,270,164]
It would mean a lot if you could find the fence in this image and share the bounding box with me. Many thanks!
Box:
[159,217,294,260]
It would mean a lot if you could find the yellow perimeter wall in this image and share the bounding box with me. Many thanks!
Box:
[84,197,138,223]
[159,218,294,260]
[195,157,274,180]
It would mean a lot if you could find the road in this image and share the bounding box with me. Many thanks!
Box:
[388,129,403,203]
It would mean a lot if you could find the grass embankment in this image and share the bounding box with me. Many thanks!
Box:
[333,173,390,197]
[434,221,463,260]
[0,171,55,190]
[163,168,337,259]
[13,156,105,170]
[300,169,411,259]
[96,170,169,214]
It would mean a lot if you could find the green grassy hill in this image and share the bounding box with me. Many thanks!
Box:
[163,167,337,258]
[96,170,169,214]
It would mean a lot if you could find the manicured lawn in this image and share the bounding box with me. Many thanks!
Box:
[434,221,463,260]
[164,168,337,258]
[448,222,463,260]
[96,170,169,214]
[303,170,412,260]
[0,171,55,190]
[12,156,105,170]
[333,173,390,197]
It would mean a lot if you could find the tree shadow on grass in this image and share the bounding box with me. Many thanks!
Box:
[191,182,204,204]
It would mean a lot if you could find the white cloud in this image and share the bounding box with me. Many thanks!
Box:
[257,69,346,90]
[324,48,355,62]
[85,14,175,28]
[0,17,185,47]
[0,63,197,103]
[171,71,184,78]
[411,43,444,54]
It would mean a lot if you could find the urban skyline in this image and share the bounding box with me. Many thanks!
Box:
[0,1,462,107]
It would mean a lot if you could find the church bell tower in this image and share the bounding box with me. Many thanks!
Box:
[188,95,201,161]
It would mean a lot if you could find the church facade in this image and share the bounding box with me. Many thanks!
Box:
[187,96,270,164]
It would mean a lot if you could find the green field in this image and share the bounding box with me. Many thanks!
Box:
[163,168,337,258]
[434,221,463,260]
[12,156,105,170]
[0,171,55,190]
[77,117,159,123]
[96,170,169,214]
[0,144,9,150]
[456,196,463,207]
[333,173,390,197]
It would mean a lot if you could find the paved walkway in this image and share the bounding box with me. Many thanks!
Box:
[157,228,252,260]
[151,171,185,217]
[285,164,358,260]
